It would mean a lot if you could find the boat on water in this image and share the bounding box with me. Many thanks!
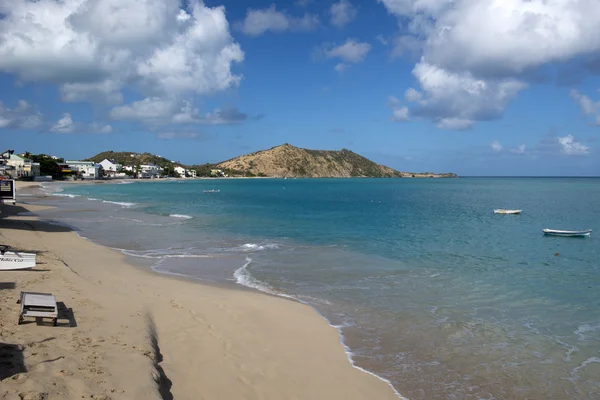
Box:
[543,229,592,237]
[0,246,37,270]
[494,209,522,214]
[203,189,220,193]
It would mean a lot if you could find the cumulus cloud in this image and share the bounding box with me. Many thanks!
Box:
[491,140,503,152]
[436,118,473,130]
[404,88,422,102]
[110,98,248,126]
[0,0,244,128]
[239,5,319,36]
[570,90,598,115]
[392,106,410,121]
[570,89,600,125]
[330,0,357,28]
[388,96,410,122]
[376,34,389,46]
[323,39,372,64]
[558,134,590,155]
[203,108,248,125]
[408,62,526,130]
[50,113,75,134]
[0,100,43,130]
[378,0,600,129]
[50,112,113,134]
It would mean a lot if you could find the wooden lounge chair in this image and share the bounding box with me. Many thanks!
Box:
[18,291,58,326]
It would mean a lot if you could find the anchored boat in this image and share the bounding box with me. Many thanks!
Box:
[494,209,522,214]
[543,229,592,237]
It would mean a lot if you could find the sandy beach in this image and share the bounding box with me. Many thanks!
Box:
[0,182,398,400]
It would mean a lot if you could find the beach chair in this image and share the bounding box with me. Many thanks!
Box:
[18,292,58,326]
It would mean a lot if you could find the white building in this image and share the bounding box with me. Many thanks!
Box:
[139,164,162,178]
[99,159,122,174]
[3,153,40,178]
[174,166,197,178]
[66,160,101,179]
[174,166,186,177]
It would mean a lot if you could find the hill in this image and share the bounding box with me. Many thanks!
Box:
[217,144,406,178]
[86,151,176,169]
[86,146,458,178]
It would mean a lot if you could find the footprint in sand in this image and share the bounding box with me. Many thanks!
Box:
[170,300,184,309]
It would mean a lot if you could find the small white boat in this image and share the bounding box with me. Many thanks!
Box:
[543,229,592,237]
[203,189,220,193]
[0,246,37,270]
[494,209,522,214]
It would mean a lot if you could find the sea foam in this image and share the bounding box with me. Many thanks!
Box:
[52,193,81,198]
[170,214,193,220]
[238,243,280,252]
[102,200,136,208]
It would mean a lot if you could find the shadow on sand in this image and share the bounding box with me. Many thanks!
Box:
[0,282,16,290]
[57,301,77,328]
[0,342,26,380]
[146,313,173,400]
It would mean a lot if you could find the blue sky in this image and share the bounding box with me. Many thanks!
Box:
[1,0,599,176]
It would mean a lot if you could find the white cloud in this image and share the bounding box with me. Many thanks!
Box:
[50,113,75,133]
[323,39,372,63]
[110,97,181,124]
[436,118,473,130]
[388,96,401,106]
[0,100,43,130]
[391,106,410,121]
[510,144,527,155]
[410,62,526,130]
[388,96,409,122]
[61,80,124,105]
[404,88,422,102]
[330,0,357,28]
[239,5,319,36]
[50,112,113,134]
[491,141,503,152]
[378,0,600,129]
[558,135,590,155]
[569,89,598,115]
[376,34,389,46]
[0,0,244,127]
[89,123,114,134]
[110,97,247,126]
[202,108,248,125]
[334,63,349,73]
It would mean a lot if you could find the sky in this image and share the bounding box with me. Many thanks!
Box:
[1,0,600,176]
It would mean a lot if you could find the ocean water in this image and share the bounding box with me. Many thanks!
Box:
[33,178,600,399]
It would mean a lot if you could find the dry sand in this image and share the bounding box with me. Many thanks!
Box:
[0,182,399,400]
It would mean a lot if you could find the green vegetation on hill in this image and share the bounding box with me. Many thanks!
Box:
[86,151,175,169]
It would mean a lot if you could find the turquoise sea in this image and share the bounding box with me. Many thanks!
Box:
[36,178,600,399]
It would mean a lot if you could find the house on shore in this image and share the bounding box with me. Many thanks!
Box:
[175,166,197,178]
[139,164,162,178]
[1,152,40,178]
[99,159,122,174]
[66,160,101,179]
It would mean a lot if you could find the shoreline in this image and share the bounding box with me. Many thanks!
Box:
[1,182,401,399]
